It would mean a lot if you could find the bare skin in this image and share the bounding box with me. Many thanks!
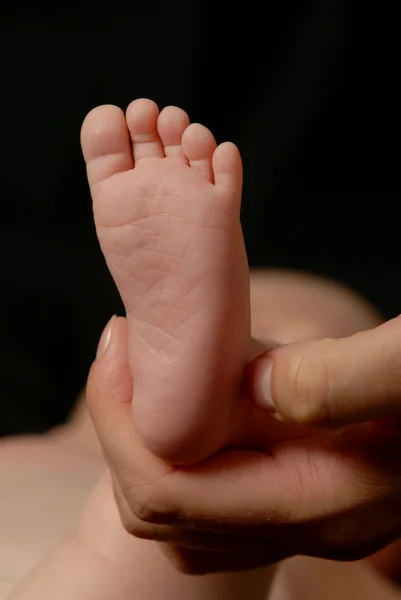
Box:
[3,92,399,600]
[86,270,401,585]
[81,98,250,465]
[3,271,399,599]
[0,400,103,583]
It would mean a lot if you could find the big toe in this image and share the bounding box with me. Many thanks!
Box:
[81,104,133,187]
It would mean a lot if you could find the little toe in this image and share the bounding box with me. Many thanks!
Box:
[81,105,133,187]
[212,142,243,195]
[126,98,164,161]
[157,106,190,161]
[182,123,217,182]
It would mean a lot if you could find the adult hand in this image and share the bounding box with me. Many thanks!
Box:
[248,315,401,427]
[87,317,401,575]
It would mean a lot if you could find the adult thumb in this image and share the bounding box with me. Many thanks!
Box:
[247,316,401,428]
[86,316,134,452]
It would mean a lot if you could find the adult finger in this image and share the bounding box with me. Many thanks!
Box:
[111,471,281,553]
[162,426,401,544]
[247,316,401,428]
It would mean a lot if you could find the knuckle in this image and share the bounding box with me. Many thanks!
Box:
[123,474,179,525]
[120,510,145,537]
[284,341,332,426]
[129,488,164,523]
[123,516,162,541]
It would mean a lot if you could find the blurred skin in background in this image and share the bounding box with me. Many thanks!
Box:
[2,271,401,599]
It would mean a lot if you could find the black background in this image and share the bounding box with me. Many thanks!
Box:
[1,2,399,435]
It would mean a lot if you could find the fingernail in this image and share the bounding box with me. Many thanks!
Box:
[255,359,276,412]
[96,315,116,358]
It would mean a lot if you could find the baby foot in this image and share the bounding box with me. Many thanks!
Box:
[81,99,250,464]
